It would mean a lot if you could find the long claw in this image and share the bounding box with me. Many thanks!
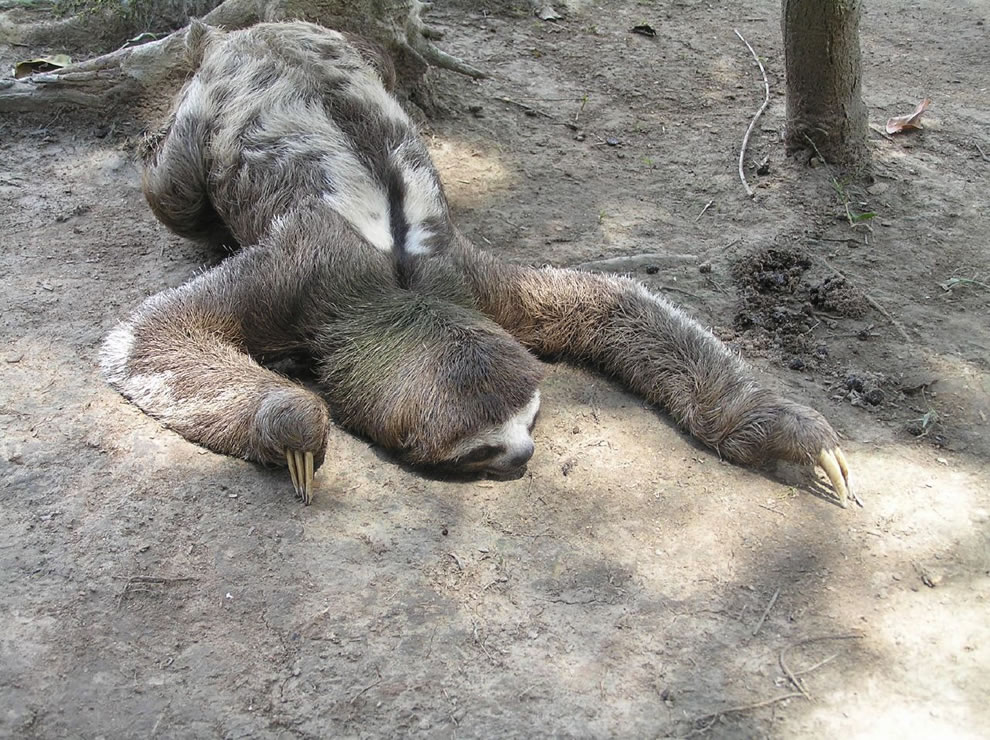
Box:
[294,451,304,499]
[304,451,315,505]
[818,448,852,508]
[286,449,300,496]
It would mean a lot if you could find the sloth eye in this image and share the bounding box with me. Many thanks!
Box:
[458,444,505,464]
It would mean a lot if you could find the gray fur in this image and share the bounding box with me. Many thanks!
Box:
[103,21,839,481]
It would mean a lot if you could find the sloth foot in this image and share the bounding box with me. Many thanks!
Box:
[286,449,316,505]
[817,447,856,508]
[252,387,329,505]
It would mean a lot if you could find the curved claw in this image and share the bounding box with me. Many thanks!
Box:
[285,449,316,505]
[818,447,856,508]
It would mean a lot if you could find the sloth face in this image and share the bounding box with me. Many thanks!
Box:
[441,390,541,477]
[318,295,545,476]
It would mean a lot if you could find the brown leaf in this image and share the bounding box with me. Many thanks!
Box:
[13,55,72,79]
[885,99,931,135]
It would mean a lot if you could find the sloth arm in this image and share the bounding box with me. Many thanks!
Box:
[454,240,853,506]
[100,239,350,504]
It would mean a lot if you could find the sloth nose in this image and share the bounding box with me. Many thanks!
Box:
[503,440,535,469]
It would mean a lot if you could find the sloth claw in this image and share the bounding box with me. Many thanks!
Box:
[285,449,316,505]
[818,447,856,508]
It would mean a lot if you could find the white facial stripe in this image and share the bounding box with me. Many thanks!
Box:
[501,390,541,446]
[450,390,541,464]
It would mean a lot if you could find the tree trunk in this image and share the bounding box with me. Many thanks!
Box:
[782,0,868,169]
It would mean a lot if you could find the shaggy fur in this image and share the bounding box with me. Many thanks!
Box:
[102,21,844,490]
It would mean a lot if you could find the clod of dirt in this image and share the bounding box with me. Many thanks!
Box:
[810,276,868,318]
[733,247,811,296]
[843,371,887,409]
[789,357,806,371]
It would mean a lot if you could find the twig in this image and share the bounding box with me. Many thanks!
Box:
[868,123,896,142]
[974,142,989,162]
[115,575,198,608]
[576,252,698,272]
[793,653,838,677]
[779,648,811,700]
[689,692,804,729]
[779,632,864,700]
[734,28,770,198]
[659,285,703,300]
[817,257,913,343]
[349,678,382,705]
[448,551,464,570]
[758,503,785,516]
[751,587,780,636]
[496,96,552,118]
[695,199,714,222]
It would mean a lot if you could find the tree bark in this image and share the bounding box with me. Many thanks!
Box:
[782,0,868,168]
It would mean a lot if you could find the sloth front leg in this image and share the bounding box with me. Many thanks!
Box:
[101,256,330,504]
[461,250,854,506]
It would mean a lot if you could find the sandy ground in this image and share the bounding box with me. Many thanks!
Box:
[1,1,989,737]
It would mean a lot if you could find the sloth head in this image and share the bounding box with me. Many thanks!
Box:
[319,295,545,477]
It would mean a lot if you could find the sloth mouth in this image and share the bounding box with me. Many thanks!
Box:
[483,464,528,482]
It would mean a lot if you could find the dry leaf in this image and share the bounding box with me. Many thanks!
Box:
[885,99,931,135]
[13,54,72,79]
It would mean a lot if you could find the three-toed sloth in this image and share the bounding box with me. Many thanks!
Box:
[101,21,851,505]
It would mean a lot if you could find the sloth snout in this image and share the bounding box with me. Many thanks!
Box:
[502,440,535,470]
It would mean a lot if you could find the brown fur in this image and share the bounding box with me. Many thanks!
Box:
[102,21,840,481]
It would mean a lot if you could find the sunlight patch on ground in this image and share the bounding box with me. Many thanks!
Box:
[427,136,514,209]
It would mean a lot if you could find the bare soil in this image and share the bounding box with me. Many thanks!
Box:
[2,1,989,737]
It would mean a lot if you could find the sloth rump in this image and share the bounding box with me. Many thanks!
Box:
[101,21,852,506]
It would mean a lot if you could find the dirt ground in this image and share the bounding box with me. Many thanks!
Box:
[2,1,989,737]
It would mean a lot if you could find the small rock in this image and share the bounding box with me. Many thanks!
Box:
[606,137,620,146]
[698,261,712,274]
[468,104,484,118]
[788,357,806,371]
[645,265,659,275]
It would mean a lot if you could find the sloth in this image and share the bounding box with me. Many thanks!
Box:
[101,20,852,506]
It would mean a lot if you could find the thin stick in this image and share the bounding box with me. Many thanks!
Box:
[817,257,913,344]
[793,653,838,677]
[751,587,780,636]
[690,692,804,727]
[734,29,770,198]
[695,199,714,222]
[779,647,811,700]
[117,575,198,584]
[779,632,864,699]
[496,96,552,119]
[349,678,382,705]
[975,142,989,162]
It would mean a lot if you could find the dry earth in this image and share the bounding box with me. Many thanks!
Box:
[2,1,989,738]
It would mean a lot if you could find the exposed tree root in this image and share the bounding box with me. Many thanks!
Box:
[0,0,485,112]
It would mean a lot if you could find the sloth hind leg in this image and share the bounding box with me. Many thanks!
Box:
[142,112,238,250]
